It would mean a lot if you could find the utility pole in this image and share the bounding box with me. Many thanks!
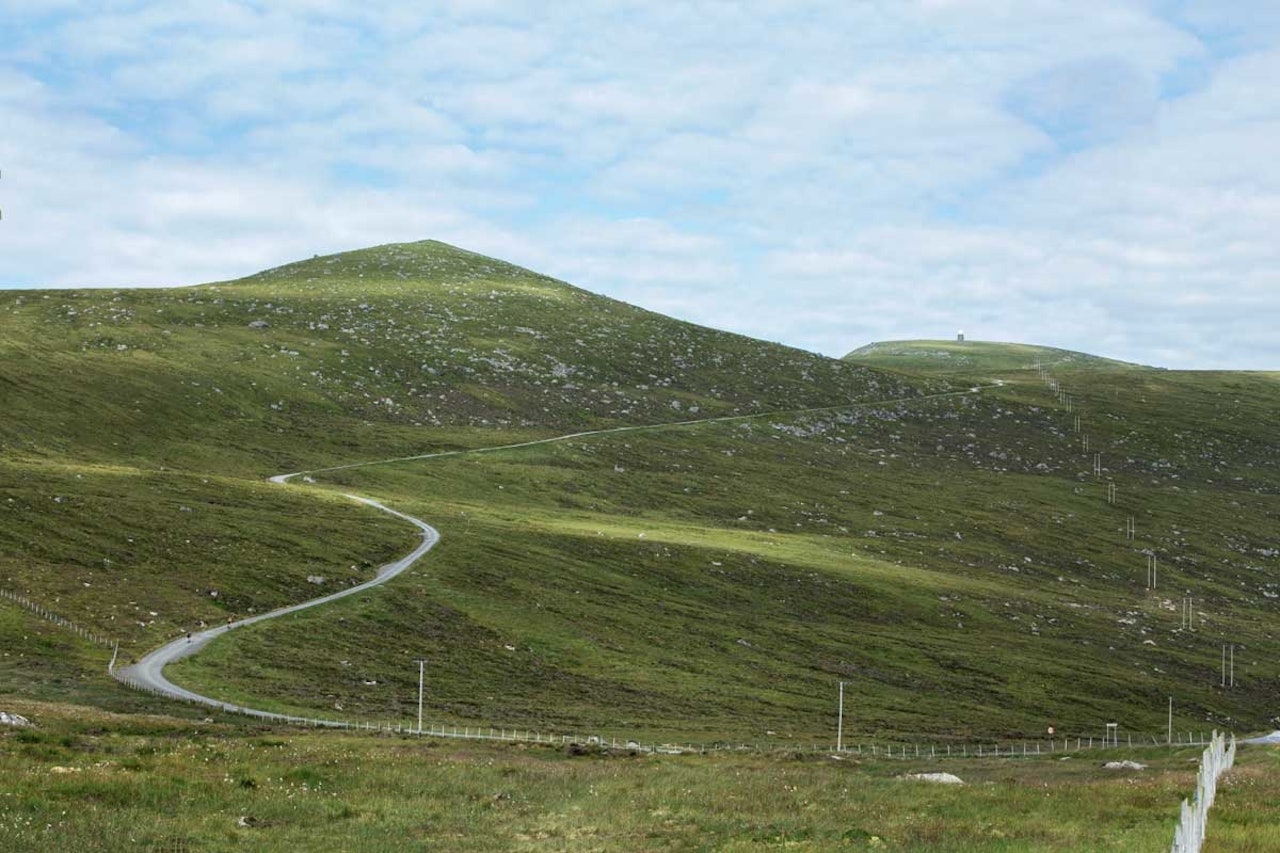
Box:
[837,681,845,753]
[1167,697,1173,746]
[414,659,426,733]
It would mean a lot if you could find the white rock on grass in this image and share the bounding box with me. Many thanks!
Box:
[0,711,32,727]
[902,772,964,784]
[1102,760,1147,770]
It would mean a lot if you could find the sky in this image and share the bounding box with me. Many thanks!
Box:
[1,1,1278,369]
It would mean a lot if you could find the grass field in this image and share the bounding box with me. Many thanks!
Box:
[4,699,1277,852]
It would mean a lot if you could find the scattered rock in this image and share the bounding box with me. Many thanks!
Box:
[1102,760,1147,770]
[0,711,32,728]
[902,772,964,784]
[247,320,270,329]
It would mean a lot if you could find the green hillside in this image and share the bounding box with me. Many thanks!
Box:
[846,339,1150,376]
[2,243,1277,751]
[4,241,909,476]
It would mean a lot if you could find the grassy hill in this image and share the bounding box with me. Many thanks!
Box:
[3,240,909,474]
[846,339,1150,376]
[2,245,1277,753]
[0,240,917,671]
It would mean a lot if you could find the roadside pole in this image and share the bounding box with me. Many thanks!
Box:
[414,659,426,734]
[837,682,845,753]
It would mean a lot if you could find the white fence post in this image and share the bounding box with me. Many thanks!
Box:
[1169,731,1235,853]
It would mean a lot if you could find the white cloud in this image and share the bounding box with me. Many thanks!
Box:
[0,1,1277,368]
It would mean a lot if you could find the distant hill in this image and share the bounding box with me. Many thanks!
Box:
[845,339,1151,375]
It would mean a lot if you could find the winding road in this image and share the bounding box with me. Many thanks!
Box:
[117,386,999,719]
[116,496,438,723]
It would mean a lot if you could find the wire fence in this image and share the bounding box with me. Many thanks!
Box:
[105,666,1229,759]
[0,588,116,649]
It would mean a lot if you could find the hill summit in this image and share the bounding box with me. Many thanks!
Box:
[236,239,570,290]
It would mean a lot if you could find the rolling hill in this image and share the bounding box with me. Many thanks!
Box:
[2,242,1277,749]
[846,339,1150,376]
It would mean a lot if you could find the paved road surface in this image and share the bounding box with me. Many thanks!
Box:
[116,496,438,719]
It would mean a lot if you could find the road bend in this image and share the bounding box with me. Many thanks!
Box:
[116,496,438,721]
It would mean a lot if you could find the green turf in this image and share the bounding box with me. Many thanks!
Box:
[5,698,1271,852]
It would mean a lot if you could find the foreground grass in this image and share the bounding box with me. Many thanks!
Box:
[4,699,1266,852]
[1206,746,1280,852]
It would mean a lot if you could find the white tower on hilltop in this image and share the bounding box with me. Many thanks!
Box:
[957,330,965,342]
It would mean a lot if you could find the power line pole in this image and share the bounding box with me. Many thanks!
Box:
[837,681,845,753]
[1167,696,1173,746]
[414,659,426,733]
